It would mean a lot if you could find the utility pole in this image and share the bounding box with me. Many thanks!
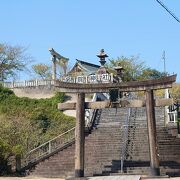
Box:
[162,50,166,76]
[162,50,169,126]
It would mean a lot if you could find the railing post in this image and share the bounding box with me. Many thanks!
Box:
[121,157,123,173]
[16,154,21,172]
[177,111,180,134]
[164,89,169,126]
[174,111,177,123]
[49,141,52,154]
[75,93,85,177]
[145,89,160,176]
[36,79,38,87]
[111,73,114,82]
[86,76,88,84]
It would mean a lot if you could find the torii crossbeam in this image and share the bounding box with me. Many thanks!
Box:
[55,74,176,177]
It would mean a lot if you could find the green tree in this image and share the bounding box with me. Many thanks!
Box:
[137,68,164,81]
[0,113,42,174]
[107,56,146,81]
[0,86,75,174]
[32,63,51,79]
[170,84,180,102]
[107,56,164,81]
[0,43,32,81]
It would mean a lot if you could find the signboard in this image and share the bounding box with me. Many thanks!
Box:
[62,73,113,84]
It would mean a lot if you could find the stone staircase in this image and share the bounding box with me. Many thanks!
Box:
[27,106,180,178]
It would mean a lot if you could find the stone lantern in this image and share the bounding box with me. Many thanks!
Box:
[97,49,108,74]
[114,66,124,98]
[114,66,124,82]
[97,49,108,66]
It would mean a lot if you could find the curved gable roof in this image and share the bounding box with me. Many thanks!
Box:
[68,59,100,75]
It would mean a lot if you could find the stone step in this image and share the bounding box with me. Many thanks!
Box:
[28,106,180,178]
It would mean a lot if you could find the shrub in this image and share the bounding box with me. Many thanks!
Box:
[0,86,75,173]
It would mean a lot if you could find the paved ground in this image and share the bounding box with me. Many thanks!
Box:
[0,178,63,180]
[0,176,179,180]
[87,175,141,180]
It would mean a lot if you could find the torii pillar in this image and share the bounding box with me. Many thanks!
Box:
[52,55,57,80]
[146,89,160,175]
[75,93,85,177]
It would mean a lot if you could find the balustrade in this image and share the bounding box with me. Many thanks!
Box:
[2,73,113,89]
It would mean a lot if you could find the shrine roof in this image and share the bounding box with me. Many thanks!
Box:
[68,59,101,75]
[76,59,100,72]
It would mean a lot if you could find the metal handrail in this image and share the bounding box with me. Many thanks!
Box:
[121,107,132,173]
[28,127,75,154]
[120,94,133,173]
[85,93,109,129]
[85,93,98,128]
[22,127,75,167]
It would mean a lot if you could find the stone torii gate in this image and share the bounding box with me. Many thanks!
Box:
[49,48,69,80]
[56,74,176,177]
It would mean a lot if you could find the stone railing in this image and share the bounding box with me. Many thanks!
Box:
[2,73,114,89]
[60,73,114,84]
[167,110,177,123]
[2,79,55,89]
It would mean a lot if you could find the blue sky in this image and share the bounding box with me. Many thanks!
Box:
[1,0,180,81]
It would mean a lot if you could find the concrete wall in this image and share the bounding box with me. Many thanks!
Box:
[12,86,55,99]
